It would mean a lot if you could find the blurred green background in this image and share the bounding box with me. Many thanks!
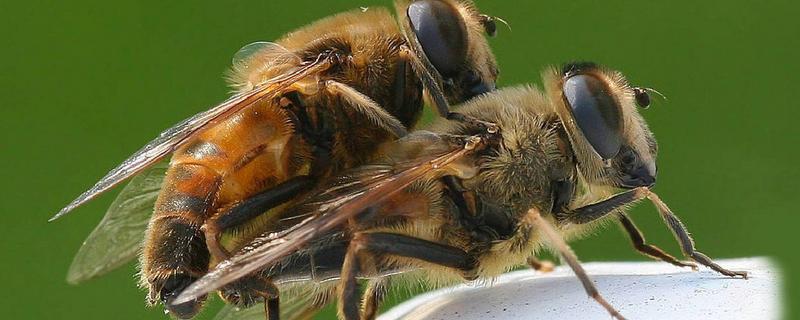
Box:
[1,0,796,319]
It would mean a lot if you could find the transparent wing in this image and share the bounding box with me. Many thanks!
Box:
[228,42,304,92]
[175,134,488,305]
[66,159,169,284]
[233,41,280,66]
[51,51,333,221]
[213,304,264,320]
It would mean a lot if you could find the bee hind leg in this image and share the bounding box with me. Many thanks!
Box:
[218,274,280,320]
[339,232,476,320]
[204,177,316,320]
[202,175,316,262]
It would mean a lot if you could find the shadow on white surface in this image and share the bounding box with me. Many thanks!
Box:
[378,258,780,320]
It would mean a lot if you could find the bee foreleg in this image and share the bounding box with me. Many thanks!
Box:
[562,189,697,268]
[203,176,316,262]
[392,55,409,113]
[647,193,748,279]
[526,207,626,320]
[618,213,698,270]
[399,45,498,134]
[339,232,475,320]
[561,187,650,224]
[323,80,408,138]
[399,45,448,117]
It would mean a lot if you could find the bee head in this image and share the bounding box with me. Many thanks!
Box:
[402,0,500,102]
[545,62,658,189]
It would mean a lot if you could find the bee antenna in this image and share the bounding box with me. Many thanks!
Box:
[494,16,512,32]
[645,87,668,101]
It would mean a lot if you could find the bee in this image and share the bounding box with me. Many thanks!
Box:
[175,62,748,320]
[54,1,501,318]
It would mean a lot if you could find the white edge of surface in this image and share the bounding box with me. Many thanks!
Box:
[378,257,782,320]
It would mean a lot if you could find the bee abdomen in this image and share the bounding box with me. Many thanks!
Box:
[144,162,222,272]
[141,162,223,314]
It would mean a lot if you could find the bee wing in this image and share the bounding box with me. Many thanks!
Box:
[213,304,264,320]
[50,50,333,221]
[174,133,486,305]
[66,159,169,284]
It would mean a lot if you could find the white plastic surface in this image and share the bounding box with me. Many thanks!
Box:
[379,258,781,320]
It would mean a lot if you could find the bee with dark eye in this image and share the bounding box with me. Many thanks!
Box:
[54,1,503,318]
[174,62,747,320]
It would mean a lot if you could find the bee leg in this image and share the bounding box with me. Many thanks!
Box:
[398,45,445,114]
[526,256,555,273]
[559,188,694,268]
[399,46,498,134]
[339,232,475,320]
[202,175,315,262]
[442,176,481,222]
[392,56,408,111]
[647,193,748,279]
[560,187,650,224]
[618,213,698,270]
[266,297,279,320]
[563,188,747,278]
[322,80,408,138]
[218,274,280,320]
[445,112,500,134]
[362,279,389,320]
[526,207,626,320]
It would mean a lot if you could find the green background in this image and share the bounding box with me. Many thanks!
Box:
[1,0,796,319]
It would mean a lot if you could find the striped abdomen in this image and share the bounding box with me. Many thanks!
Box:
[140,100,304,316]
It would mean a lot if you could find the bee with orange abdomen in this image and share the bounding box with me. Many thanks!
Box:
[176,62,747,320]
[54,1,502,318]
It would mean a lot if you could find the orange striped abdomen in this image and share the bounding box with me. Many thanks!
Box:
[140,100,304,314]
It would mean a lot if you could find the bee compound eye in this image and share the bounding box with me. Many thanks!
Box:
[563,74,624,160]
[407,0,469,77]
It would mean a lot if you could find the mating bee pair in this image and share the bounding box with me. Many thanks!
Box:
[55,1,747,320]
